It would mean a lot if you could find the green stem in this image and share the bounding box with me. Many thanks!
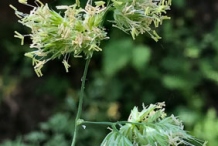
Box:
[83,121,114,126]
[82,120,144,133]
[71,58,91,146]
[82,120,144,126]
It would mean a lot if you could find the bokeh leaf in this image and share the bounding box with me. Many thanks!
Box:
[131,45,151,71]
[162,75,189,89]
[103,38,133,76]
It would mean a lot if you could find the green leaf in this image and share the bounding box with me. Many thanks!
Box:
[101,131,133,146]
[24,131,47,142]
[131,45,151,71]
[103,39,133,76]
[162,75,189,89]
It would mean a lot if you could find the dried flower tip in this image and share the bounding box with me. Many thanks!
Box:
[56,5,70,10]
[34,60,46,77]
[18,0,27,4]
[9,4,17,11]
[9,5,24,18]
[14,31,24,45]
[24,52,34,58]
[62,60,71,72]
[35,0,44,6]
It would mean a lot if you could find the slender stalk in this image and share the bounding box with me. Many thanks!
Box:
[71,58,91,146]
[83,121,114,126]
[82,120,144,126]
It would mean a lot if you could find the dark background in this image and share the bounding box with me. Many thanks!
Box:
[0,0,218,145]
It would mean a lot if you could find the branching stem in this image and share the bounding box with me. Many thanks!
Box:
[71,58,91,146]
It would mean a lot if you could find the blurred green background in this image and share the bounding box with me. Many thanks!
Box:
[0,0,218,145]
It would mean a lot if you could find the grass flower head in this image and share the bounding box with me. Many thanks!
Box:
[112,0,171,41]
[101,102,205,146]
[11,1,108,76]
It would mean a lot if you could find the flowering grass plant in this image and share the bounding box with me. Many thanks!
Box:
[10,0,207,145]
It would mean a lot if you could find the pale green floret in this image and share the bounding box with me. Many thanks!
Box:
[14,31,24,45]
[62,60,71,73]
[35,0,44,6]
[18,0,27,4]
[11,1,108,77]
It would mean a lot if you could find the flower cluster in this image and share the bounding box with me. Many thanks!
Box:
[10,0,172,76]
[112,0,171,41]
[10,1,108,76]
[101,102,203,146]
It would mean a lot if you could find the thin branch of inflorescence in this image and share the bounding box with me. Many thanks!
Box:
[82,120,145,126]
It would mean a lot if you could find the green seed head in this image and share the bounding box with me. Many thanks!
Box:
[11,1,108,76]
[112,0,171,41]
[101,102,205,146]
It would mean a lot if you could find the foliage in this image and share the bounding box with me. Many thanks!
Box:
[193,109,218,146]
[0,96,108,146]
[0,0,217,145]
[103,38,151,76]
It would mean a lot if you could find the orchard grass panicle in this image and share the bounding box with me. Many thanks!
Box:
[10,0,172,77]
[112,0,171,41]
[101,102,206,146]
[10,0,108,76]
